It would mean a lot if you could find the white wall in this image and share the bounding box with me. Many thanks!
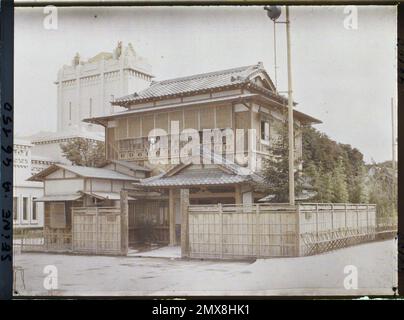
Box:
[14,142,46,228]
[45,179,84,195]
[13,185,44,228]
[57,45,152,133]
[84,179,129,193]
[31,142,71,164]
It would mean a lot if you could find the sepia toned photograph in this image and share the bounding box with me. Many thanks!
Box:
[11,4,397,297]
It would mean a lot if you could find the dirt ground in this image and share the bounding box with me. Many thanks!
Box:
[13,239,397,296]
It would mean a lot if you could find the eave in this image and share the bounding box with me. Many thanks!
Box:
[112,83,247,107]
[83,93,258,127]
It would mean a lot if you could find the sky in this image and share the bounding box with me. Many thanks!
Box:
[14,5,396,163]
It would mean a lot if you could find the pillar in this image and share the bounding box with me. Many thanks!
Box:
[235,185,242,204]
[169,189,176,246]
[120,190,129,255]
[180,189,190,258]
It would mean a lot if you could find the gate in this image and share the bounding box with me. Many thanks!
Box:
[72,207,123,255]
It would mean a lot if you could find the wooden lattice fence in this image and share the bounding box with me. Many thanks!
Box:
[188,203,382,260]
[19,206,126,255]
[71,207,122,255]
[298,203,377,256]
[18,229,72,253]
[188,204,298,259]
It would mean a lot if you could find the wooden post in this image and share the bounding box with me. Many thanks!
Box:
[315,204,319,242]
[180,189,190,258]
[366,204,369,236]
[234,185,242,205]
[331,204,334,239]
[71,209,74,252]
[345,204,348,230]
[256,204,260,258]
[169,189,176,246]
[95,207,99,254]
[219,203,223,259]
[21,229,24,252]
[295,204,301,257]
[120,190,129,255]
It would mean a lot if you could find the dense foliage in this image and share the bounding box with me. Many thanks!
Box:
[60,138,106,167]
[366,160,397,221]
[262,122,397,219]
[301,126,367,204]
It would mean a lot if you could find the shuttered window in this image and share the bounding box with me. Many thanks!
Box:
[200,107,215,130]
[23,197,28,220]
[216,105,232,129]
[184,109,198,130]
[261,120,270,141]
[128,117,141,138]
[116,118,128,140]
[155,113,169,132]
[235,111,250,130]
[106,127,116,160]
[142,115,154,137]
[168,111,183,132]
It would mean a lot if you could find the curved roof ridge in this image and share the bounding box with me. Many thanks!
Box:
[113,62,268,105]
[157,63,259,85]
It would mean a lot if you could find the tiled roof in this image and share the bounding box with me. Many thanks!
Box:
[84,62,321,125]
[139,147,265,188]
[139,168,249,187]
[27,130,105,143]
[28,163,138,182]
[109,160,151,172]
[113,62,270,105]
[80,191,136,200]
[33,194,83,202]
[57,164,139,181]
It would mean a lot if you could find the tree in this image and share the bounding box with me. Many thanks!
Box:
[367,161,397,221]
[350,164,369,203]
[261,117,302,203]
[301,126,367,204]
[317,170,333,203]
[60,138,106,167]
[331,159,349,203]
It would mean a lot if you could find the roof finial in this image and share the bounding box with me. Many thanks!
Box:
[115,41,123,58]
[72,52,80,66]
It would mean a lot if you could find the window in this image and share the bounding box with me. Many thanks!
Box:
[261,120,270,141]
[13,197,18,220]
[23,197,29,221]
[32,198,37,221]
[89,98,93,117]
[110,95,115,113]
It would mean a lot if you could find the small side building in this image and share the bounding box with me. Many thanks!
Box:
[27,161,149,238]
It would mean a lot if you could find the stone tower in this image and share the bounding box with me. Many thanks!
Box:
[55,42,153,133]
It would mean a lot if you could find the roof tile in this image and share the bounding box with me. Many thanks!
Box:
[114,63,264,105]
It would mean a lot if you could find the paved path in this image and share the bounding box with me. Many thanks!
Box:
[13,239,396,296]
[128,246,181,258]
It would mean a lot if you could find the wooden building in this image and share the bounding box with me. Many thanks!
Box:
[83,62,321,246]
[27,161,147,244]
[26,63,381,259]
